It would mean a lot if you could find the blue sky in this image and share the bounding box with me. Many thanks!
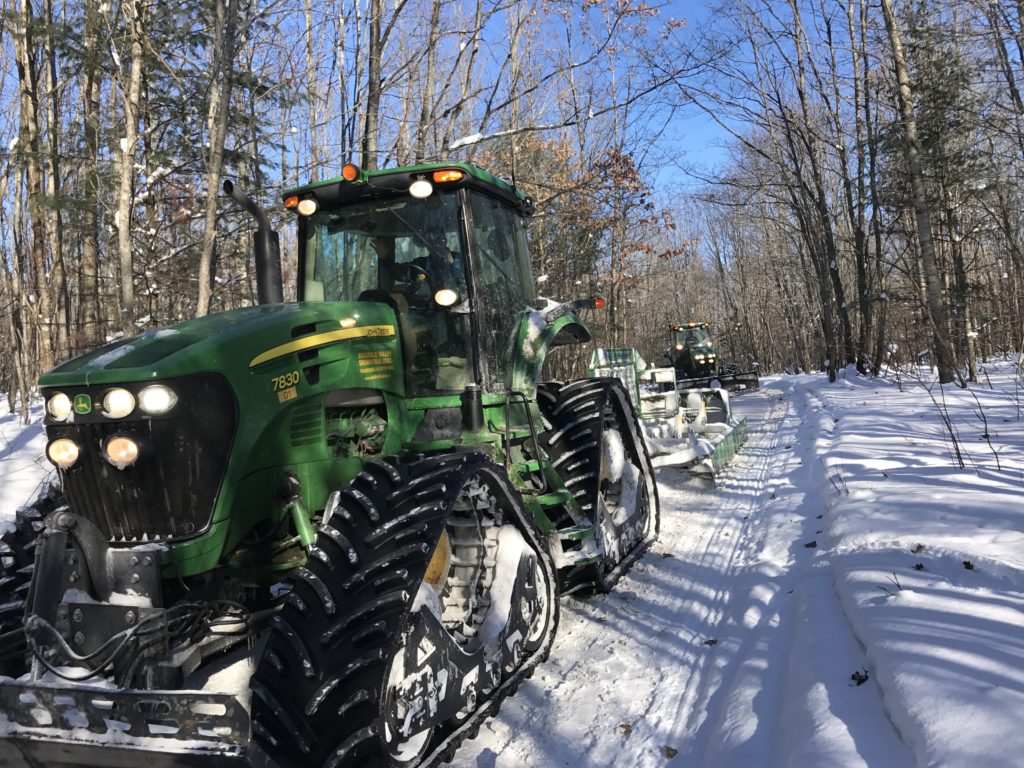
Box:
[653,1,735,189]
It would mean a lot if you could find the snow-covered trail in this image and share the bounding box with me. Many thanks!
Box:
[451,384,905,768]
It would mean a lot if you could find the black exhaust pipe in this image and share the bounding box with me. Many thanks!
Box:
[223,179,284,305]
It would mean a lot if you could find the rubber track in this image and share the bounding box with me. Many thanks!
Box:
[0,485,60,677]
[250,453,558,768]
[538,378,660,591]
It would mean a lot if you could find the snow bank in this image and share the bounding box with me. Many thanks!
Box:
[0,399,51,528]
[795,363,1024,768]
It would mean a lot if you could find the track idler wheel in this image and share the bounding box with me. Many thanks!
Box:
[538,378,660,591]
[250,453,558,768]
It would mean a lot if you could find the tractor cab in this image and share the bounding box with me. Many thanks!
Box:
[287,163,536,395]
[668,322,717,378]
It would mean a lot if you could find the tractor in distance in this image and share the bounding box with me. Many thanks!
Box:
[0,162,658,768]
[667,322,759,392]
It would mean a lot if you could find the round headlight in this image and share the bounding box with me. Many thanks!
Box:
[409,179,434,199]
[296,198,318,216]
[102,388,136,418]
[674,344,684,351]
[138,385,178,415]
[47,392,72,421]
[104,436,140,470]
[47,438,80,469]
[434,288,459,307]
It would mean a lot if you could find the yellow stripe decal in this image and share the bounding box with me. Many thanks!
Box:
[249,325,396,368]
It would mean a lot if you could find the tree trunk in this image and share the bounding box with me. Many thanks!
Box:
[305,0,321,177]
[42,0,67,362]
[79,0,103,349]
[415,0,442,163]
[197,0,239,317]
[879,0,957,384]
[12,0,56,373]
[361,0,383,170]
[114,0,146,337]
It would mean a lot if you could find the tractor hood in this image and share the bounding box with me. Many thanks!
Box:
[40,302,403,391]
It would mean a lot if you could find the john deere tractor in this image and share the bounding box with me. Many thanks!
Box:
[0,163,657,768]
[667,322,759,392]
[667,322,716,381]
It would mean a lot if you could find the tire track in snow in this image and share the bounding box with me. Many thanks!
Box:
[692,380,911,768]
[675,387,815,767]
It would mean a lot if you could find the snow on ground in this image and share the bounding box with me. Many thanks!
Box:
[3,363,1024,767]
[0,402,51,534]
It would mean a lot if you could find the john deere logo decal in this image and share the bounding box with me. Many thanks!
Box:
[73,394,92,414]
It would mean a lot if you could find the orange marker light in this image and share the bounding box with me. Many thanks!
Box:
[433,169,464,183]
[342,163,360,181]
[593,296,606,310]
[284,195,299,209]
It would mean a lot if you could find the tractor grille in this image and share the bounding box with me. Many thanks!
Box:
[51,375,237,543]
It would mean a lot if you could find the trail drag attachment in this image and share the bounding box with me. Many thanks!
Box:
[588,348,748,479]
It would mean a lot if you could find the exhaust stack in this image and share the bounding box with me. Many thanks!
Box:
[223,180,284,305]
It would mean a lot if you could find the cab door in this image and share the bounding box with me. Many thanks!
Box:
[465,191,536,392]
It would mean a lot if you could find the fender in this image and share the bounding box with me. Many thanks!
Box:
[511,303,593,393]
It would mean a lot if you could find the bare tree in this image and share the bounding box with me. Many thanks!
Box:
[112,0,146,337]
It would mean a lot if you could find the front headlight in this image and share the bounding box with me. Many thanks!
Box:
[47,438,80,469]
[138,385,178,415]
[102,388,136,418]
[47,392,73,421]
[104,435,140,470]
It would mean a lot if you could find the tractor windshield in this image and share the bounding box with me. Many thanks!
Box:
[673,327,711,348]
[302,191,467,304]
[302,191,472,394]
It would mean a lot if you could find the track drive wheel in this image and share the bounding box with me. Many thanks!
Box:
[250,453,558,768]
[538,378,660,591]
[0,485,59,677]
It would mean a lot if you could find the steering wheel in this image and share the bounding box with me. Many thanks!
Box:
[391,262,433,310]
[389,264,425,290]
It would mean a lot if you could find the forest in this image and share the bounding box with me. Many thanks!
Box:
[1,0,1022,419]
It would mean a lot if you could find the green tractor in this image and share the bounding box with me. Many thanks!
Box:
[667,322,759,392]
[667,322,716,381]
[0,163,658,767]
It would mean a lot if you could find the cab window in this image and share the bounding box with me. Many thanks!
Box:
[469,193,534,391]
